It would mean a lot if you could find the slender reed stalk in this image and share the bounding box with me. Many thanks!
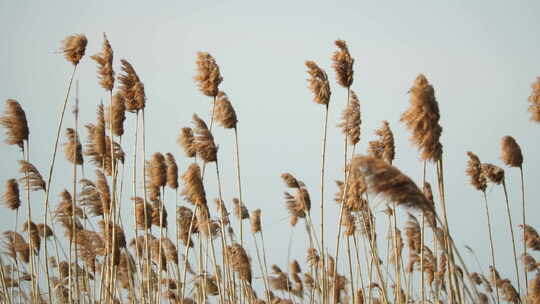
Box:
[482,191,500,304]
[501,179,521,294]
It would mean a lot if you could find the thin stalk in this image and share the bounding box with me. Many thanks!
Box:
[501,179,521,294]
[22,144,38,303]
[345,236,355,304]
[180,204,199,302]
[519,166,528,295]
[42,64,77,304]
[233,127,245,246]
[320,104,329,303]
[332,144,356,303]
[252,232,272,304]
[141,109,152,301]
[482,191,500,304]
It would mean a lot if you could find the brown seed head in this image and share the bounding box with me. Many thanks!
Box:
[227,243,252,283]
[251,209,262,233]
[37,223,53,239]
[214,91,238,129]
[337,90,361,146]
[91,33,115,91]
[305,61,331,106]
[106,93,126,137]
[177,127,196,158]
[466,152,487,192]
[18,160,46,192]
[194,52,223,97]
[400,74,443,162]
[3,179,21,210]
[332,40,354,88]
[132,197,152,230]
[192,114,218,163]
[481,163,505,185]
[352,155,433,213]
[521,224,540,251]
[149,152,167,189]
[501,136,523,168]
[63,128,83,165]
[0,99,29,148]
[118,59,145,112]
[61,34,87,65]
[180,163,207,206]
[233,198,249,220]
[368,121,395,164]
[528,77,540,122]
[165,153,179,189]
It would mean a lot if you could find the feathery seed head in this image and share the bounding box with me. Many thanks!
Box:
[62,34,87,65]
[305,61,331,106]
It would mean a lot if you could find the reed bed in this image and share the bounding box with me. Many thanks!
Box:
[0,34,539,304]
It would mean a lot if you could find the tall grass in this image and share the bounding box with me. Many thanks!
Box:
[0,34,539,304]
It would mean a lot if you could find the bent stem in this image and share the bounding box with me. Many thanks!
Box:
[319,104,329,303]
[482,191,500,304]
[519,166,528,295]
[501,179,521,294]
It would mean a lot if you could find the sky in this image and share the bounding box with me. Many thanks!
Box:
[1,0,539,298]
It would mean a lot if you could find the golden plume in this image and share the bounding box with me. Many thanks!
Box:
[400,74,443,162]
[332,40,354,88]
[0,99,29,148]
[305,61,331,106]
[91,33,114,91]
[61,34,87,65]
[194,52,223,97]
[337,90,361,146]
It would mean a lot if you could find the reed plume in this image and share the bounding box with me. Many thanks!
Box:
[351,155,433,213]
[91,33,115,91]
[177,206,196,247]
[521,225,540,251]
[3,231,30,263]
[63,128,83,165]
[501,136,523,168]
[337,90,361,146]
[18,160,46,192]
[400,74,443,162]
[22,221,40,252]
[214,91,237,129]
[0,99,29,149]
[180,163,207,206]
[368,121,395,164]
[95,170,111,216]
[84,104,106,161]
[305,61,331,106]
[233,198,249,220]
[192,114,217,163]
[3,179,21,210]
[227,243,252,283]
[481,163,504,184]
[133,197,152,230]
[106,93,126,137]
[165,153,179,190]
[528,273,540,304]
[61,34,87,65]
[37,223,53,239]
[194,52,223,97]
[177,127,196,158]
[148,152,167,189]
[118,59,146,113]
[465,152,486,192]
[331,40,354,88]
[528,77,540,123]
[251,209,262,234]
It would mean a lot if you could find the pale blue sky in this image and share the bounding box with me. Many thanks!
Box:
[1,0,539,296]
